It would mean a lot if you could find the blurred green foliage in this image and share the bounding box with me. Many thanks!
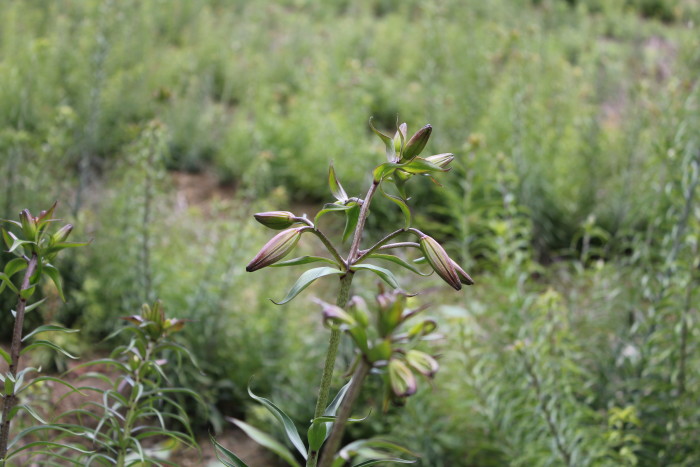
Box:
[1,0,699,464]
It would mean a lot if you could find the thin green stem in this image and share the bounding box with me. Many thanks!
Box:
[354,228,406,263]
[310,229,347,268]
[348,182,379,263]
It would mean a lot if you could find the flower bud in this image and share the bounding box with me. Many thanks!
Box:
[19,209,37,240]
[315,299,356,329]
[51,224,73,244]
[424,153,454,169]
[419,235,461,290]
[400,124,432,162]
[388,359,417,397]
[393,122,407,154]
[253,211,298,230]
[405,350,439,378]
[246,227,304,272]
[450,259,474,286]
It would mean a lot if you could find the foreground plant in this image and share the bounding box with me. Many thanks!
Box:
[0,204,87,465]
[214,119,472,467]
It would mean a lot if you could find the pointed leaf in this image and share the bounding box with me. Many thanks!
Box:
[0,346,10,365]
[43,264,65,301]
[372,163,401,183]
[3,229,33,253]
[271,256,340,268]
[352,458,415,466]
[351,264,399,288]
[329,163,348,202]
[342,204,361,243]
[369,117,396,162]
[23,297,47,315]
[21,340,78,359]
[379,183,411,229]
[366,254,429,276]
[272,267,344,305]
[4,258,27,278]
[22,324,79,342]
[399,158,446,175]
[228,418,302,467]
[0,273,19,294]
[307,421,326,452]
[315,203,355,225]
[210,434,250,467]
[248,385,307,460]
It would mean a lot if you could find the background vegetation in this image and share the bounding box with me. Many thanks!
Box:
[1,0,699,465]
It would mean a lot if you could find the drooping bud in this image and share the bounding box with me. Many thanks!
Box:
[51,224,73,244]
[400,124,432,162]
[424,153,455,169]
[405,350,439,378]
[315,299,356,329]
[388,359,417,397]
[419,235,461,290]
[246,227,304,272]
[253,211,298,230]
[19,209,37,240]
[450,259,474,286]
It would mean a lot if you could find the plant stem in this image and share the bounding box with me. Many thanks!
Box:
[318,360,371,467]
[0,253,39,460]
[310,229,346,267]
[348,182,379,263]
[354,228,406,263]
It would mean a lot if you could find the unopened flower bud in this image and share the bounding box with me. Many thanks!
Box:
[253,211,298,230]
[388,359,417,397]
[405,350,439,378]
[401,124,432,162]
[419,235,461,290]
[246,227,304,272]
[424,153,455,169]
[19,209,37,239]
[51,224,73,244]
[450,259,474,286]
[315,299,356,329]
[394,122,407,154]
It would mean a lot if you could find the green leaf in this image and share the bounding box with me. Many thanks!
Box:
[22,324,78,342]
[10,404,47,424]
[315,203,355,225]
[228,418,302,467]
[0,346,10,365]
[0,272,19,294]
[2,229,34,253]
[4,257,27,278]
[342,204,361,243]
[272,267,344,305]
[379,183,411,229]
[43,264,65,301]
[21,340,78,360]
[248,385,307,460]
[372,163,401,183]
[24,297,47,315]
[351,264,399,288]
[366,254,429,276]
[399,158,445,175]
[369,117,396,162]
[329,163,348,202]
[352,458,415,466]
[271,256,339,268]
[307,420,326,452]
[20,284,36,299]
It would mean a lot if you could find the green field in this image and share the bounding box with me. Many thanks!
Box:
[1,0,699,465]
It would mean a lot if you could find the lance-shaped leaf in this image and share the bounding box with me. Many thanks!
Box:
[372,163,402,183]
[22,324,79,342]
[4,257,27,278]
[315,203,355,225]
[369,117,398,162]
[379,183,411,229]
[271,256,339,268]
[43,264,66,301]
[365,254,429,276]
[342,203,361,243]
[352,458,416,466]
[399,158,446,175]
[248,385,307,460]
[211,434,250,467]
[393,122,407,157]
[228,418,302,467]
[352,264,398,289]
[328,163,348,202]
[272,267,344,305]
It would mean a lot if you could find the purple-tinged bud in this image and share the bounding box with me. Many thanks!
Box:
[388,359,417,397]
[51,224,73,244]
[450,259,474,286]
[424,153,455,169]
[315,299,356,329]
[400,124,432,162]
[246,227,304,272]
[405,350,439,378]
[253,211,298,230]
[419,235,461,290]
[19,209,37,239]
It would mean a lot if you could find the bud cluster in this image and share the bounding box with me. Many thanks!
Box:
[121,300,186,341]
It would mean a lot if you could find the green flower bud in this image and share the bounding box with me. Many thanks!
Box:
[400,124,432,162]
[394,122,407,155]
[315,299,356,329]
[388,359,417,397]
[51,224,73,244]
[419,235,461,290]
[424,153,454,169]
[19,209,37,240]
[246,227,304,272]
[405,350,439,378]
[450,259,474,286]
[253,211,298,230]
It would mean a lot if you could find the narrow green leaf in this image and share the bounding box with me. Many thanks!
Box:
[21,340,78,359]
[315,203,355,225]
[11,404,47,424]
[271,256,339,268]
[307,420,326,452]
[379,183,411,229]
[248,385,307,460]
[17,376,87,397]
[20,284,36,299]
[399,158,445,175]
[0,346,10,365]
[43,264,65,301]
[366,254,429,276]
[342,204,361,243]
[351,264,399,289]
[24,297,47,314]
[369,117,397,162]
[272,267,344,305]
[329,163,348,202]
[4,257,27,278]
[0,273,19,294]
[228,418,302,467]
[22,324,78,342]
[4,229,33,253]
[352,458,415,466]
[372,163,401,183]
